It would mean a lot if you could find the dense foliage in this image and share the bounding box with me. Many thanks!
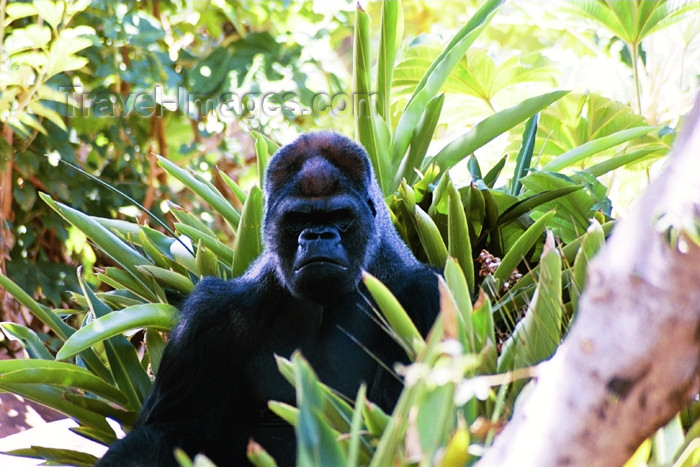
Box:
[0,1,698,466]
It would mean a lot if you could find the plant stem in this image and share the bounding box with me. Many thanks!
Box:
[0,0,6,63]
[629,41,642,115]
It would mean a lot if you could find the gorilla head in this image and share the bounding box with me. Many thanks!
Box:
[263,132,381,304]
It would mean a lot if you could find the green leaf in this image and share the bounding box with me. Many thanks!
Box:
[36,0,64,29]
[195,242,220,277]
[99,267,164,303]
[158,156,241,231]
[146,329,166,376]
[137,265,194,294]
[461,183,485,244]
[175,223,234,268]
[0,360,127,405]
[467,155,482,180]
[74,393,133,432]
[0,383,112,434]
[247,440,278,467]
[18,112,47,135]
[5,446,98,467]
[0,322,53,360]
[542,126,657,172]
[393,1,504,164]
[429,91,568,172]
[28,100,67,131]
[417,383,456,459]
[347,384,367,467]
[447,180,474,294]
[362,272,425,359]
[510,113,538,195]
[393,93,445,191]
[46,34,92,77]
[444,258,474,350]
[138,229,174,270]
[362,400,390,438]
[519,172,594,243]
[496,185,583,226]
[428,171,451,216]
[292,352,347,467]
[95,290,145,309]
[498,232,562,372]
[71,423,120,445]
[672,437,700,467]
[582,146,663,178]
[354,3,389,193]
[56,304,178,361]
[95,217,142,237]
[0,272,73,340]
[11,51,48,71]
[377,0,402,124]
[169,208,217,239]
[495,210,555,284]
[567,1,697,46]
[445,49,557,103]
[483,155,507,188]
[501,221,614,301]
[273,356,355,433]
[472,290,495,350]
[5,3,38,20]
[40,193,157,299]
[0,241,109,385]
[414,205,449,267]
[268,401,300,427]
[571,220,606,313]
[232,186,263,277]
[219,171,248,205]
[79,279,152,407]
[254,131,278,189]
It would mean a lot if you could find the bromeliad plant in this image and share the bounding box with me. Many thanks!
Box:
[0,1,686,466]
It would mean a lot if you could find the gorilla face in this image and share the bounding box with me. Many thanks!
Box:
[278,196,370,303]
[264,133,378,304]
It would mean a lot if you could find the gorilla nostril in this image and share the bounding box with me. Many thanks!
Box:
[299,226,340,243]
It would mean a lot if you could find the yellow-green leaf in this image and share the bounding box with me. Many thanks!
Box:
[55,304,178,361]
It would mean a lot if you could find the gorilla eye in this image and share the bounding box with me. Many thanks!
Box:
[333,218,355,232]
[327,209,355,232]
[285,213,312,235]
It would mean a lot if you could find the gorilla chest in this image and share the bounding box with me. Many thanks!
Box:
[246,304,382,405]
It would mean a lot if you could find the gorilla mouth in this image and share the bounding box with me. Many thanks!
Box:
[294,257,348,271]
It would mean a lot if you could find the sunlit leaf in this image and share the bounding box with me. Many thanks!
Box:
[232,186,263,276]
[392,1,503,164]
[56,304,178,361]
[429,91,568,172]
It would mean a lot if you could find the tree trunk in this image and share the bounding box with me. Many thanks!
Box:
[477,95,700,467]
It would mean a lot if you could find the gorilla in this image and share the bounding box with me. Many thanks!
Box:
[96,132,440,466]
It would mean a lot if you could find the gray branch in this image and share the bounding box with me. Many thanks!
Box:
[477,94,700,467]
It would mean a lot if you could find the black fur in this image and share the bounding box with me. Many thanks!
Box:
[96,132,439,466]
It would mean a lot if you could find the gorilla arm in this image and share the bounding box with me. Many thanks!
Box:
[96,277,255,467]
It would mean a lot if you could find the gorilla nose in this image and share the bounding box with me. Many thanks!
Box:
[298,226,340,244]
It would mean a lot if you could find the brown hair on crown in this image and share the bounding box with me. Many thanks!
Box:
[266,132,370,196]
[297,157,341,196]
